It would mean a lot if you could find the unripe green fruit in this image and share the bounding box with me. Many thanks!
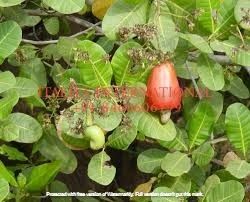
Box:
[84,125,105,150]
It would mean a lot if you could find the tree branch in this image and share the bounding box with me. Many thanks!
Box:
[210,137,228,144]
[22,22,102,45]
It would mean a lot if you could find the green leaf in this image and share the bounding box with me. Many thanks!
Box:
[4,113,43,143]
[0,0,24,7]
[111,41,151,85]
[20,58,47,87]
[227,74,250,99]
[102,0,148,40]
[36,125,77,174]
[96,37,115,53]
[87,151,116,185]
[76,40,113,88]
[0,20,22,59]
[175,61,199,80]
[161,151,192,177]
[179,33,213,53]
[128,111,176,142]
[209,0,237,39]
[210,39,250,66]
[159,174,191,193]
[107,124,137,150]
[188,101,215,149]
[196,0,220,33]
[137,149,167,174]
[151,187,178,202]
[234,0,250,30]
[1,6,41,27]
[0,144,28,161]
[158,128,189,152]
[0,90,19,120]
[0,161,17,186]
[57,37,78,63]
[25,161,61,192]
[205,180,244,202]
[199,175,220,202]
[0,71,16,94]
[42,0,85,14]
[0,178,9,202]
[12,77,39,98]
[44,17,60,35]
[197,55,225,91]
[0,122,19,142]
[204,91,224,122]
[226,159,250,179]
[93,98,123,132]
[192,142,214,167]
[225,103,250,158]
[148,1,179,53]
[50,180,71,202]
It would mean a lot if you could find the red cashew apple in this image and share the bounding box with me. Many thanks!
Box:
[146,61,182,114]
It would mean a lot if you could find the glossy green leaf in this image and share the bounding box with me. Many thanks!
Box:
[205,180,244,202]
[149,1,179,53]
[161,151,192,177]
[225,103,250,158]
[25,161,61,192]
[111,41,151,85]
[4,113,43,143]
[209,0,237,39]
[151,187,178,202]
[20,58,47,87]
[197,55,225,91]
[1,6,41,27]
[102,0,148,40]
[0,90,19,120]
[0,178,9,202]
[107,124,137,150]
[0,161,17,186]
[175,61,199,80]
[50,180,71,202]
[0,0,24,7]
[137,149,167,174]
[0,144,28,161]
[12,77,39,98]
[196,0,220,33]
[158,128,189,152]
[36,125,77,174]
[226,159,250,179]
[0,71,16,94]
[128,111,176,142]
[227,74,250,99]
[0,20,22,59]
[44,17,60,35]
[76,40,113,88]
[179,33,213,53]
[192,142,214,167]
[199,175,220,202]
[42,0,85,14]
[87,151,116,185]
[234,0,250,30]
[188,101,215,149]
[159,174,191,193]
[93,98,123,132]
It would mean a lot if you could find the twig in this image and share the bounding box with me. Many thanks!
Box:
[210,137,227,144]
[212,159,224,167]
[185,62,203,99]
[22,22,102,45]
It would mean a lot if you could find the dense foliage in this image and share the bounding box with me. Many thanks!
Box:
[0,0,250,201]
